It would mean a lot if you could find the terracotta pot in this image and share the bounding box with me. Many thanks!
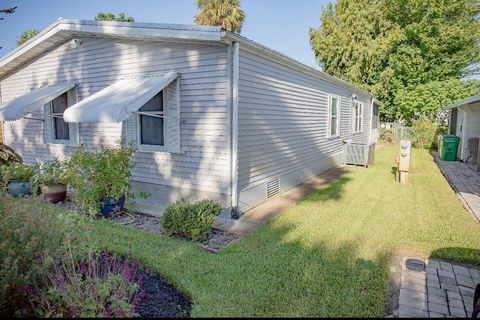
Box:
[41,184,67,203]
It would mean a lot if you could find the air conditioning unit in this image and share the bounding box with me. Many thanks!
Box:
[342,142,376,167]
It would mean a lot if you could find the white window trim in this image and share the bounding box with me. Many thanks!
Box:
[354,101,364,133]
[328,94,340,138]
[47,89,78,146]
[135,89,168,153]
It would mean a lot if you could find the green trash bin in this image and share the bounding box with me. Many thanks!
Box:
[440,135,460,161]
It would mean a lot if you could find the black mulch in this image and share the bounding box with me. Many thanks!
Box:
[136,268,191,318]
[109,210,240,252]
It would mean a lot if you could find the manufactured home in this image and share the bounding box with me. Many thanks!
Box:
[0,19,381,218]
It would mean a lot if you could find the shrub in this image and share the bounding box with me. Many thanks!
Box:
[29,252,145,318]
[31,159,69,194]
[0,195,90,316]
[0,144,22,166]
[412,116,438,149]
[161,199,222,241]
[67,140,140,216]
[1,162,35,185]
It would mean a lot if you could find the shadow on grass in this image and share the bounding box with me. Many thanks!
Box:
[304,171,353,203]
[430,247,480,267]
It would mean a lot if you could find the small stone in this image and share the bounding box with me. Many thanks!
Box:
[470,269,480,281]
[440,262,453,272]
[447,290,462,301]
[448,298,464,310]
[428,294,447,305]
[452,265,471,277]
[438,270,455,279]
[426,259,441,269]
[426,267,439,275]
[459,286,475,297]
[441,284,459,292]
[428,302,449,314]
[456,275,474,288]
[449,306,466,317]
[427,273,439,281]
[439,276,457,285]
[428,287,446,298]
[427,279,441,289]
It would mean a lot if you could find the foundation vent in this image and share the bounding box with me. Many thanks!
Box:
[266,178,280,199]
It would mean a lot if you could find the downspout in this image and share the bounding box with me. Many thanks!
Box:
[230,41,240,219]
[368,98,374,144]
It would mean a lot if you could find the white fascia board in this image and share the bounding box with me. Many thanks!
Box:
[444,93,480,110]
[62,22,223,42]
[223,32,377,100]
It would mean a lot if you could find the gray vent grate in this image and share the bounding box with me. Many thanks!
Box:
[267,178,280,198]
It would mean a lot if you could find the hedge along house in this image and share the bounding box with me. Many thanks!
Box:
[0,18,381,218]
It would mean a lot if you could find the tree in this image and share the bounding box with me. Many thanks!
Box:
[310,0,480,122]
[1,6,17,50]
[194,0,245,33]
[17,29,39,46]
[94,12,134,22]
[0,6,17,20]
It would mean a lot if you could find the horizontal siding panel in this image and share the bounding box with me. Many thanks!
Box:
[1,37,230,195]
[238,49,370,188]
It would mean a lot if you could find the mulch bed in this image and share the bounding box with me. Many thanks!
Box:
[135,266,191,318]
[109,210,240,253]
[94,252,192,318]
[55,199,240,252]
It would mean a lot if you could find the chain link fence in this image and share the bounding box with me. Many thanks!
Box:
[379,122,414,143]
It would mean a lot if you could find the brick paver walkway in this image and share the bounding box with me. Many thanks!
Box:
[434,152,480,222]
[398,257,479,318]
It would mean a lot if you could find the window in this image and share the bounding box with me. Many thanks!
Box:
[137,91,165,146]
[329,95,340,137]
[51,93,70,141]
[354,102,363,132]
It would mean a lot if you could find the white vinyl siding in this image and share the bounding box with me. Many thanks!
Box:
[328,95,340,137]
[0,37,230,195]
[237,49,370,211]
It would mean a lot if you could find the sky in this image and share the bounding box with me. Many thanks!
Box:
[0,0,330,68]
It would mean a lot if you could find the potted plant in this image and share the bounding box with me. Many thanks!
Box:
[2,162,35,197]
[68,140,140,217]
[33,159,69,203]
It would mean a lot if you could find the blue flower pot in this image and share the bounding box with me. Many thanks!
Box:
[8,180,31,197]
[99,195,126,217]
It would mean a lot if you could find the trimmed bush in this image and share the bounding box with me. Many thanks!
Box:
[161,199,222,241]
[0,195,90,316]
[412,116,438,149]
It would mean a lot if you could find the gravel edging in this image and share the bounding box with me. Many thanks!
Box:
[109,211,240,252]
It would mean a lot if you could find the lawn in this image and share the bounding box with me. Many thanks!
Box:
[14,144,480,317]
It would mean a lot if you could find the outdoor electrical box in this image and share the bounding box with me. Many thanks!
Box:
[398,140,411,183]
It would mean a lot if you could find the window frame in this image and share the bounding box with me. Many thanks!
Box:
[135,89,168,153]
[328,94,340,138]
[48,91,74,145]
[354,101,364,133]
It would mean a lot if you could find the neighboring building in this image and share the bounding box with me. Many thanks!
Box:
[0,19,380,217]
[446,94,480,161]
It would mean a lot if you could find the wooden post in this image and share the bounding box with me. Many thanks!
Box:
[398,140,411,184]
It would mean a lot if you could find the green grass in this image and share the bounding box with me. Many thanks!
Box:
[10,144,480,317]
